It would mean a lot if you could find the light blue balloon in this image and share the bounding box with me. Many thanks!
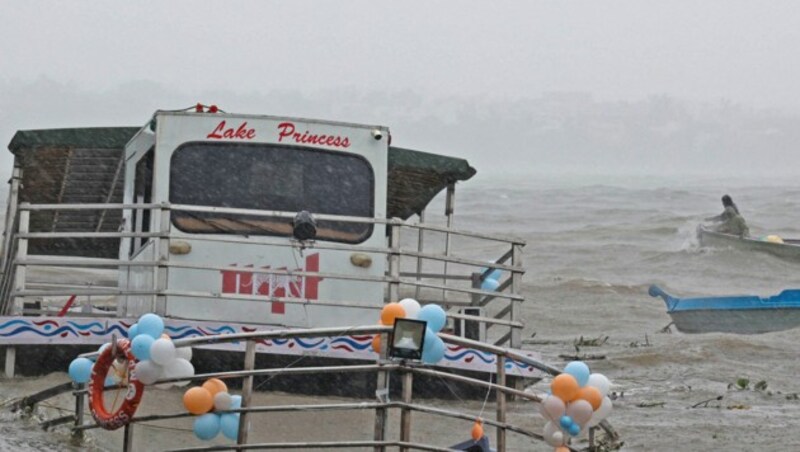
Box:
[230,395,242,409]
[564,361,591,387]
[418,304,447,333]
[559,415,573,430]
[480,267,502,281]
[68,357,93,384]
[131,334,155,361]
[193,413,221,441]
[422,327,437,352]
[568,423,581,436]
[128,323,139,339]
[220,413,241,440]
[422,336,446,364]
[138,313,164,339]
[481,278,500,292]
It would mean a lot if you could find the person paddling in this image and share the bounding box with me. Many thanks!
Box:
[706,194,749,237]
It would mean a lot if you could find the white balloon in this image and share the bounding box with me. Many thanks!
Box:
[587,373,611,398]
[176,346,193,361]
[566,399,593,427]
[541,395,566,422]
[543,421,565,447]
[398,298,421,319]
[134,360,163,385]
[586,396,613,427]
[164,358,195,387]
[214,392,233,411]
[150,338,177,366]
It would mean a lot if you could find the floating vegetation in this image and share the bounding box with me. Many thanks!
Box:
[690,395,723,408]
[628,334,652,348]
[726,404,751,410]
[636,401,665,408]
[574,335,610,347]
[558,353,606,361]
[727,378,768,392]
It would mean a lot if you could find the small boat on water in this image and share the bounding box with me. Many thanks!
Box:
[697,225,800,261]
[648,284,800,334]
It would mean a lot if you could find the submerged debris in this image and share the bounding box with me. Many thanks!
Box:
[690,395,723,408]
[636,401,665,408]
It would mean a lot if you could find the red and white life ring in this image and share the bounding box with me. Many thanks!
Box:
[88,339,145,430]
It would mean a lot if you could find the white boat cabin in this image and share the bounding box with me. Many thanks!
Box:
[122,110,392,327]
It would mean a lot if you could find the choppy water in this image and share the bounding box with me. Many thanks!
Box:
[3,174,800,451]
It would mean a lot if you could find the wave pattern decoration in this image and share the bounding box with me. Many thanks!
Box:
[0,316,541,377]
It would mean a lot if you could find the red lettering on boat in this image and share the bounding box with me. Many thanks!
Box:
[207,120,256,140]
[276,122,350,148]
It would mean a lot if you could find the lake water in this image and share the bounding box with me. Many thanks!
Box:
[2,174,800,450]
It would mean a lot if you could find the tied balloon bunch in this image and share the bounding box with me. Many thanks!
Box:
[128,313,195,387]
[371,298,448,365]
[183,378,243,441]
[539,361,613,450]
[67,313,194,387]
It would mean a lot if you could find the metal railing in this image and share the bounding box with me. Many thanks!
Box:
[2,201,526,348]
[9,326,619,452]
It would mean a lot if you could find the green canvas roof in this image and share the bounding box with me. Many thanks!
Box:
[8,127,141,154]
[386,146,476,219]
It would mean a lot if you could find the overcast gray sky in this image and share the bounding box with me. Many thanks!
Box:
[2,0,800,182]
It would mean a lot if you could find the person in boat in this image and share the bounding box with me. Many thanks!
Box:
[706,194,749,237]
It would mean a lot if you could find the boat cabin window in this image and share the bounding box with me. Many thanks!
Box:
[130,148,154,256]
[169,142,374,243]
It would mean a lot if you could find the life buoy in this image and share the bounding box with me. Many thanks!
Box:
[88,339,145,430]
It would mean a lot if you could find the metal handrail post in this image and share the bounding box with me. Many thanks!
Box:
[496,356,506,451]
[154,203,170,315]
[123,423,134,451]
[442,183,455,304]
[415,209,425,299]
[13,208,29,316]
[71,383,85,443]
[399,370,413,452]
[510,244,523,349]
[237,340,256,449]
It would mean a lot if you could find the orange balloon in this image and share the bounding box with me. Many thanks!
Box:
[471,419,483,441]
[183,387,213,414]
[551,374,580,402]
[202,378,228,397]
[380,303,406,325]
[555,447,570,452]
[578,386,603,410]
[372,334,381,353]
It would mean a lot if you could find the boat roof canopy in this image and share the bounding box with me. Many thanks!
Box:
[8,126,475,226]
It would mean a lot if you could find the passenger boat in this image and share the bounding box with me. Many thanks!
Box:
[648,284,800,334]
[0,106,542,381]
[698,225,800,261]
[0,105,616,451]
[0,106,623,451]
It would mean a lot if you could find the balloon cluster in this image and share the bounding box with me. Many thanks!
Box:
[371,298,448,365]
[480,266,503,292]
[128,313,195,387]
[539,361,612,449]
[183,378,242,441]
[67,313,194,388]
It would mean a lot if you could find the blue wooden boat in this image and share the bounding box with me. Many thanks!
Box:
[648,285,800,334]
